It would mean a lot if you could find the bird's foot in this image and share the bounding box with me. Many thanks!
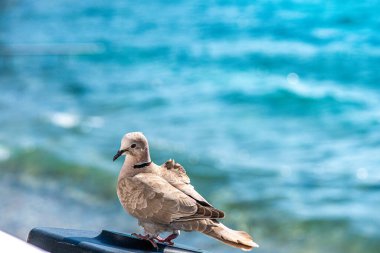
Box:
[131,233,158,249]
[154,233,178,245]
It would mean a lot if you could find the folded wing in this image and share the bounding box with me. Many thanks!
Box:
[160,159,225,218]
[118,173,223,225]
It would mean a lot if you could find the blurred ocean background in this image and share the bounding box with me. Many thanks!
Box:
[1,0,380,252]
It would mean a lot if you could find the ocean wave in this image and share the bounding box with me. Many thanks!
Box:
[0,148,116,200]
[218,76,378,116]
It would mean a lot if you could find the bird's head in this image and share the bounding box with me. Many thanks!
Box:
[113,132,149,161]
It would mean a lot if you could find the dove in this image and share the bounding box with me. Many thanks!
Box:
[113,132,259,251]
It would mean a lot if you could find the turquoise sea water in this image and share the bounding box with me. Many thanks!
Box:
[1,0,380,252]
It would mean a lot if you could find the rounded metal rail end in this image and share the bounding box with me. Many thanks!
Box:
[27,227,205,253]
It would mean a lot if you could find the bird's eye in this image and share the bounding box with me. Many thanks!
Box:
[131,144,136,148]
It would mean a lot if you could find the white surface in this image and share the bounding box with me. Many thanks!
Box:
[0,230,47,253]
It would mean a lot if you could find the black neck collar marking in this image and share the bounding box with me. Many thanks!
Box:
[133,161,152,169]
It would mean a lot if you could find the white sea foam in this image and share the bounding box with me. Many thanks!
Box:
[312,28,340,39]
[50,112,80,128]
[356,168,368,181]
[0,145,10,161]
[192,37,380,59]
[286,73,300,86]
[203,39,318,58]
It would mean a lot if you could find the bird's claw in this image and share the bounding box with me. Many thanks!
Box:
[154,233,178,246]
[132,233,176,248]
[131,233,158,249]
[154,236,174,245]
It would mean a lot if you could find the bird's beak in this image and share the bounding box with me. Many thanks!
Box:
[113,149,125,161]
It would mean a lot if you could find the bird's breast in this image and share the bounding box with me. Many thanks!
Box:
[116,177,135,212]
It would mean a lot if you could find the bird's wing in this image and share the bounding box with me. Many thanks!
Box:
[160,159,225,218]
[118,173,223,224]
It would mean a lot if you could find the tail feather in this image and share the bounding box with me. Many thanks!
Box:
[203,222,259,251]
